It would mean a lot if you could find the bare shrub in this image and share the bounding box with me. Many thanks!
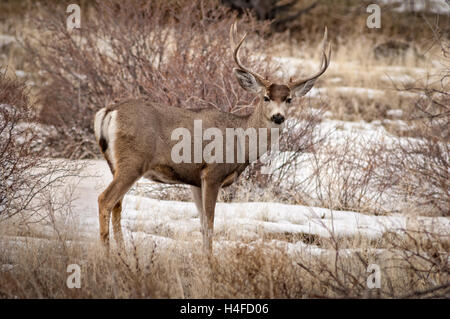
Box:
[0,70,76,222]
[295,97,448,217]
[0,70,42,220]
[300,136,390,213]
[383,23,449,216]
[24,0,273,159]
[383,128,449,216]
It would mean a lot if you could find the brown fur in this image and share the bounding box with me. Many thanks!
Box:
[267,84,290,102]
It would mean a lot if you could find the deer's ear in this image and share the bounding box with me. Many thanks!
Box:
[291,79,316,97]
[234,68,265,93]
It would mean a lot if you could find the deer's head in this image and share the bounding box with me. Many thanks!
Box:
[230,22,331,125]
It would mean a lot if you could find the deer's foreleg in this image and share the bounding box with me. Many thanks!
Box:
[191,186,204,216]
[200,179,220,255]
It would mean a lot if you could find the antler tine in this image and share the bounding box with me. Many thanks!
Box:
[230,22,270,87]
[289,27,331,88]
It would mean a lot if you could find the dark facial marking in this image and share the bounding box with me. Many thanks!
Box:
[267,84,291,102]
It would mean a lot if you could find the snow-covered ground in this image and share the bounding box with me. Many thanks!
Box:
[3,154,447,258]
[2,92,448,257]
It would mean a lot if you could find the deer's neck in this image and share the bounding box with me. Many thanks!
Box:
[245,103,265,130]
[241,103,281,159]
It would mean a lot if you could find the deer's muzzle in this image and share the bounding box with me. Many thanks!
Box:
[271,113,285,124]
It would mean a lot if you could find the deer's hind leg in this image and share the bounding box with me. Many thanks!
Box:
[98,167,142,250]
[112,198,124,250]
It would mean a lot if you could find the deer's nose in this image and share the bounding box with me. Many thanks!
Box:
[271,113,285,124]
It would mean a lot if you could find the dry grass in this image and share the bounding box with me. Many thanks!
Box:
[0,214,448,298]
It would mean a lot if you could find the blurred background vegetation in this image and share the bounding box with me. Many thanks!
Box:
[0,0,448,38]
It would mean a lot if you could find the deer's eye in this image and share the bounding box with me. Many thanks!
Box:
[286,97,292,104]
[263,96,270,102]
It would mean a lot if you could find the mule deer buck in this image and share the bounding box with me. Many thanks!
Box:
[94,22,331,254]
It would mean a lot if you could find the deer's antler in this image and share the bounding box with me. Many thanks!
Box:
[288,27,331,89]
[230,22,271,87]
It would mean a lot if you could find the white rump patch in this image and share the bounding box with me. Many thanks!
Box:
[95,109,119,171]
[94,108,106,142]
[105,110,118,170]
